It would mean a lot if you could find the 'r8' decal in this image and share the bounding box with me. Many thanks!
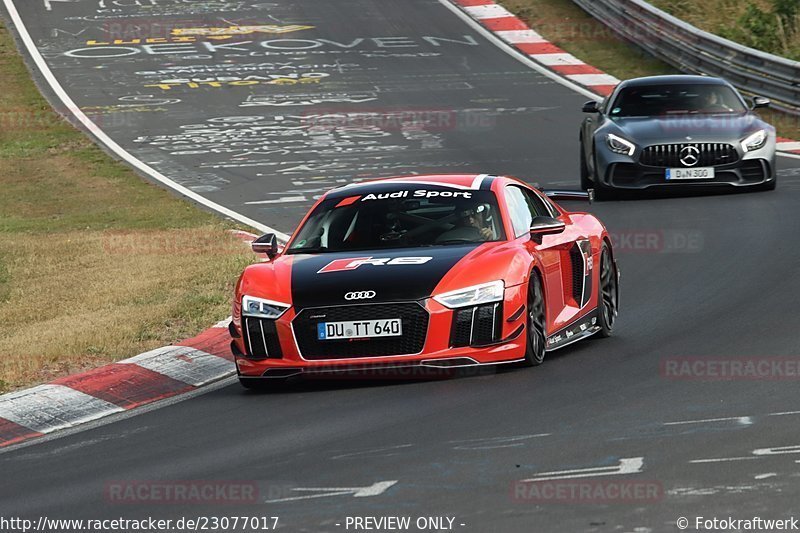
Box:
[318,256,433,274]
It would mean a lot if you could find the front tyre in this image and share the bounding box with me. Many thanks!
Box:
[592,175,616,200]
[597,244,618,338]
[522,272,547,366]
[586,142,615,200]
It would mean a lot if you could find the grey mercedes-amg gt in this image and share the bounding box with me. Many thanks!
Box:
[580,75,776,198]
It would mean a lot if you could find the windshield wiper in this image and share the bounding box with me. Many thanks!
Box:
[429,239,480,246]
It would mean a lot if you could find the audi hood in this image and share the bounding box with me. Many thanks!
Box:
[241,244,491,309]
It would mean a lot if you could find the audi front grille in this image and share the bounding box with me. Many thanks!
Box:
[292,302,429,359]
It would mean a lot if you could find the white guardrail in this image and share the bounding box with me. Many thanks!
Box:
[573,0,800,115]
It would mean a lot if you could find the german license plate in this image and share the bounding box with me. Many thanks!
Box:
[317,319,402,340]
[666,167,715,180]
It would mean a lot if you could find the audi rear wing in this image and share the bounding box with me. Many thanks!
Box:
[543,189,594,203]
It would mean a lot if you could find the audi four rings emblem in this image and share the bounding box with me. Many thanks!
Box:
[679,145,700,167]
[344,291,376,301]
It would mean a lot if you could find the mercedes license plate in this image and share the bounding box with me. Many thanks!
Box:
[666,167,715,180]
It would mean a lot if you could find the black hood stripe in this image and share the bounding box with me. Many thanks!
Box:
[289,245,480,308]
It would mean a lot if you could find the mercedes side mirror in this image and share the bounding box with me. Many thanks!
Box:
[530,216,566,243]
[251,233,279,259]
[752,96,770,109]
[582,100,601,113]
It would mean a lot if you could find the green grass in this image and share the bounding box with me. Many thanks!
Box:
[0,23,256,392]
[498,0,800,139]
[650,0,800,60]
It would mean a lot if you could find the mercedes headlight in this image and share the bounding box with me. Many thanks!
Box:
[741,129,767,152]
[242,295,289,319]
[606,133,636,156]
[433,281,504,309]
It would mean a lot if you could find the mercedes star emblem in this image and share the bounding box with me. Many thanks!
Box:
[679,145,700,167]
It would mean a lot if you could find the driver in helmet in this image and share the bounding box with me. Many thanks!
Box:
[438,204,494,242]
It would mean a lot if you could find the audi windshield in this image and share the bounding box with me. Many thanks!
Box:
[287,187,506,254]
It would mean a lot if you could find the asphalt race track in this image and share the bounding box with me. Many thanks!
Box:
[4,0,800,531]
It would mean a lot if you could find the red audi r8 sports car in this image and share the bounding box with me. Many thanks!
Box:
[229,174,620,388]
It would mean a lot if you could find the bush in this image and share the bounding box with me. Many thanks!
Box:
[716,0,800,59]
[773,0,798,28]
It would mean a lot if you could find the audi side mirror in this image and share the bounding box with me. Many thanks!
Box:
[543,189,594,203]
[582,100,601,113]
[530,216,566,243]
[251,233,278,259]
[752,96,770,109]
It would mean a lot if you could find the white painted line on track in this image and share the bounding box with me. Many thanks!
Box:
[663,416,752,426]
[331,444,414,460]
[752,445,800,456]
[449,433,550,450]
[689,457,759,463]
[768,410,800,416]
[264,481,398,503]
[0,384,124,433]
[1,0,289,242]
[119,346,234,387]
[668,485,760,496]
[754,473,777,479]
[520,457,643,482]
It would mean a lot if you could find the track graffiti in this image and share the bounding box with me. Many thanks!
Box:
[144,74,328,90]
[63,35,480,58]
[239,92,378,107]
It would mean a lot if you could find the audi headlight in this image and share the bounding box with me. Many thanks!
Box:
[242,295,289,319]
[741,129,767,152]
[433,281,504,309]
[606,133,636,156]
